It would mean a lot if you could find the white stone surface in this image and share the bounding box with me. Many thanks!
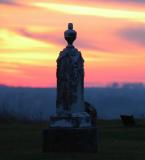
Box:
[50,119,73,128]
[49,111,92,128]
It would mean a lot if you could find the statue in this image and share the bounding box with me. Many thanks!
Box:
[49,23,93,128]
[43,23,97,153]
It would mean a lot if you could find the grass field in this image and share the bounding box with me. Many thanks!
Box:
[0,120,145,160]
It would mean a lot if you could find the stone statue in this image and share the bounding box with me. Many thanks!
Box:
[43,23,97,153]
[49,23,92,128]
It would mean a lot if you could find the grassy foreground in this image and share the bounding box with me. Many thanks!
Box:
[0,120,145,160]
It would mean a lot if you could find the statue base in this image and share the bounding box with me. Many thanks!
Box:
[48,112,92,128]
[42,127,97,153]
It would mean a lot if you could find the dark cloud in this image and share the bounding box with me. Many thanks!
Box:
[15,28,110,52]
[76,39,110,52]
[119,26,145,46]
[16,28,64,45]
[0,0,16,5]
[0,0,25,6]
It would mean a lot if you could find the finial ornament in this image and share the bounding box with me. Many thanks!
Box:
[68,23,73,29]
[64,23,77,46]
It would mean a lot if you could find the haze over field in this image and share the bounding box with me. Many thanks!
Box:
[0,0,145,87]
[0,84,145,120]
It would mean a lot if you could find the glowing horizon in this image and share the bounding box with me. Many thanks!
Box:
[0,0,145,87]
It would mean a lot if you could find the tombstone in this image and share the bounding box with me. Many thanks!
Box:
[43,23,97,153]
[120,115,136,127]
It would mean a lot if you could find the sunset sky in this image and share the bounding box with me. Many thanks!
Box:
[0,0,145,87]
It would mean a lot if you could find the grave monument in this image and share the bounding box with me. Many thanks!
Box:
[43,23,97,152]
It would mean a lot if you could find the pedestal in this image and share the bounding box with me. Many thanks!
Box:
[42,127,97,153]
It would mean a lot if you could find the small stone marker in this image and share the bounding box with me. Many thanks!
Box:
[120,115,136,127]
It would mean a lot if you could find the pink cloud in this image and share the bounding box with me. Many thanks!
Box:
[15,28,111,52]
[118,25,145,47]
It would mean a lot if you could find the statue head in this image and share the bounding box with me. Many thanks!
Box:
[64,23,77,46]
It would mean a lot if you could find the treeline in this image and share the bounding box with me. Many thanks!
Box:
[0,83,145,120]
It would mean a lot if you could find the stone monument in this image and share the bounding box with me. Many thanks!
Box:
[43,23,97,152]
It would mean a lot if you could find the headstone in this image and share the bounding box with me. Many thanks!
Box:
[43,23,97,152]
[120,115,136,127]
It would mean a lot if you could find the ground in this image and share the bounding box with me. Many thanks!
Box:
[0,119,145,160]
